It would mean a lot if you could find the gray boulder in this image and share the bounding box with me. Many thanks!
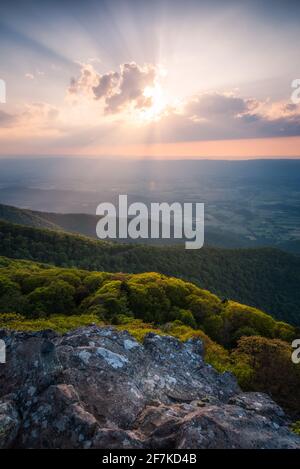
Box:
[0,326,299,449]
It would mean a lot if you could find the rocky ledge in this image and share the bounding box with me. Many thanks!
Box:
[0,325,299,449]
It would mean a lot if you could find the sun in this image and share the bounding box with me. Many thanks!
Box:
[137,83,167,122]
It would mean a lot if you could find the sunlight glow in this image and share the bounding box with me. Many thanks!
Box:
[138,83,167,122]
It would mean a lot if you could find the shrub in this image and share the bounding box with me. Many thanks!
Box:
[0,312,102,334]
[26,280,76,317]
[233,336,300,414]
[291,421,300,436]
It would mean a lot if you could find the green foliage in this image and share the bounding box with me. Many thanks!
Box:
[26,280,76,317]
[232,336,300,414]
[0,312,102,334]
[163,321,232,373]
[0,255,299,415]
[1,220,300,325]
[127,276,171,323]
[0,256,296,345]
[117,317,164,342]
[218,302,277,347]
[291,421,300,435]
[273,321,296,342]
[83,272,109,294]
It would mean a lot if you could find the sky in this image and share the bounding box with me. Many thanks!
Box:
[0,0,300,159]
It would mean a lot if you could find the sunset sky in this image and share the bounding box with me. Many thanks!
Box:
[0,0,300,158]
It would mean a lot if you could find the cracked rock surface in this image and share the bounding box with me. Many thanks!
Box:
[0,325,299,449]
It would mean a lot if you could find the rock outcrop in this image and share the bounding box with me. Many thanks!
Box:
[0,325,299,449]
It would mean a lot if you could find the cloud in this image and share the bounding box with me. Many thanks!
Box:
[67,68,300,142]
[68,63,99,97]
[151,91,300,142]
[93,71,119,100]
[69,62,159,113]
[0,110,16,127]
[185,92,259,119]
[2,64,300,154]
[103,62,156,113]
[21,102,59,123]
[236,98,300,138]
[25,71,45,80]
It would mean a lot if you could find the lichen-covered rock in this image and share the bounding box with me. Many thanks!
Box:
[0,400,20,448]
[0,325,299,449]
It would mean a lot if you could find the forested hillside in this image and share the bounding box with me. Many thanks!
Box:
[0,203,96,236]
[0,220,299,325]
[3,202,300,254]
[0,203,256,248]
[0,256,299,415]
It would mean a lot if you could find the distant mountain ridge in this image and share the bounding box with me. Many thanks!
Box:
[0,202,257,249]
[1,202,299,253]
[0,203,93,235]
